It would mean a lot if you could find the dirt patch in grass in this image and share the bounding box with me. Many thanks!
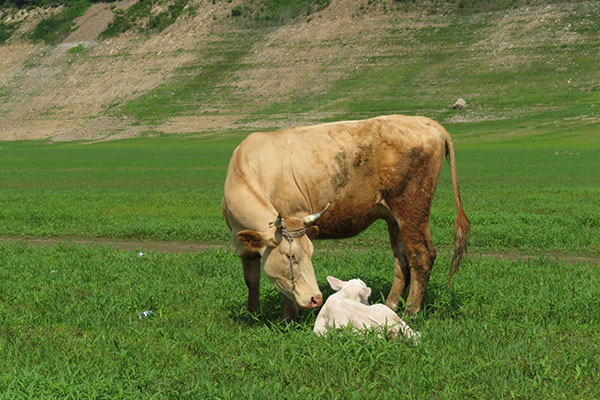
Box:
[467,249,600,267]
[0,236,226,253]
[2,236,598,266]
[155,114,245,133]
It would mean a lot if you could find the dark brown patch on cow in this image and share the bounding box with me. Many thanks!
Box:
[331,151,350,194]
[353,144,373,169]
[316,183,383,239]
[238,230,267,251]
[317,201,379,239]
[382,147,432,199]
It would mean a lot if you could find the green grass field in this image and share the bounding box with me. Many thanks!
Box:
[1,0,599,398]
[1,132,598,253]
[0,244,598,398]
[1,117,598,399]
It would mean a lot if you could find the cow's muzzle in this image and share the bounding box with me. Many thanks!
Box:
[307,294,323,309]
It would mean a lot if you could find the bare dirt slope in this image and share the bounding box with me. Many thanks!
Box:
[0,0,595,142]
[0,0,231,141]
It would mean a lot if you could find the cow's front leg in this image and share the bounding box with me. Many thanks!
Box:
[283,297,299,321]
[242,254,261,313]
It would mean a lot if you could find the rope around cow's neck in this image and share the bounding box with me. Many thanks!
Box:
[280,227,305,292]
[268,205,329,300]
[268,215,307,294]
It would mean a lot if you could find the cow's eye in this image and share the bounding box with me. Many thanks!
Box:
[285,253,297,262]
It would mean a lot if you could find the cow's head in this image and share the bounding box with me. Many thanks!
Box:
[237,205,329,309]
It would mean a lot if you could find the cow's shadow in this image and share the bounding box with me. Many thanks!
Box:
[328,275,464,320]
[230,289,319,329]
[231,280,341,328]
[421,282,463,319]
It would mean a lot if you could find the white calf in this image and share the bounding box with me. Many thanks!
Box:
[313,276,420,344]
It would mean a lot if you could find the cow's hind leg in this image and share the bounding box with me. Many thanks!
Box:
[403,224,436,315]
[386,202,437,315]
[242,254,261,313]
[385,220,410,311]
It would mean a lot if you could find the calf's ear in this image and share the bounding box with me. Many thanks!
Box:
[238,230,267,251]
[326,276,344,291]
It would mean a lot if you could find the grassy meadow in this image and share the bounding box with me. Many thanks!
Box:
[1,1,600,398]
[0,120,598,398]
[0,244,598,398]
[1,133,598,253]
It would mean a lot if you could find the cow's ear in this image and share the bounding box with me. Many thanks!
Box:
[238,230,267,251]
[360,287,372,300]
[305,225,319,240]
[327,276,344,291]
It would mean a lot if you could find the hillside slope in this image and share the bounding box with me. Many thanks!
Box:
[0,0,598,142]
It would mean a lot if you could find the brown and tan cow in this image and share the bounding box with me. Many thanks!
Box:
[222,114,469,319]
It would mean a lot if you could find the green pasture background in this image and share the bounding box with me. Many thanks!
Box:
[1,244,598,398]
[1,0,600,398]
[1,107,598,399]
[1,132,598,253]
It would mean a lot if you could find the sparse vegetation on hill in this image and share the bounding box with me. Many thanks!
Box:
[0,19,17,43]
[0,0,598,142]
[99,0,192,38]
[228,0,330,27]
[0,0,103,7]
[28,0,90,43]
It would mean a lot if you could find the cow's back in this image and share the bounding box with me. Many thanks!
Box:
[224,115,449,238]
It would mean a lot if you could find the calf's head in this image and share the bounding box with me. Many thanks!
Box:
[327,276,372,305]
[237,205,329,309]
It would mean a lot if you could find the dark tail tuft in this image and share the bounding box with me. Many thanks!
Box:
[445,135,470,287]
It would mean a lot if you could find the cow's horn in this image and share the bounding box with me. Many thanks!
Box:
[303,203,330,225]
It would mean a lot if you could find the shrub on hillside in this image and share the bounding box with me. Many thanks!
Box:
[0,0,108,8]
[99,0,189,39]
[28,0,91,44]
[0,20,19,44]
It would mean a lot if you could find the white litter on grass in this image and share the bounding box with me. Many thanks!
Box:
[137,252,144,257]
[138,310,154,319]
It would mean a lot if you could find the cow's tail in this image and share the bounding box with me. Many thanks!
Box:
[445,136,470,286]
